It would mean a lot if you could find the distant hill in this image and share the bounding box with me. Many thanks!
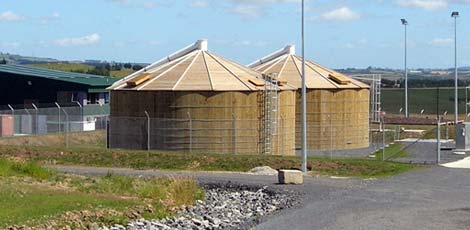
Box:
[0,52,141,78]
[0,52,58,65]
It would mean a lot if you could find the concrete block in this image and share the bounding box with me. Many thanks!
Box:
[278,169,303,185]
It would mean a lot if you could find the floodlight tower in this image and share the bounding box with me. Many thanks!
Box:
[401,18,409,118]
[452,11,459,125]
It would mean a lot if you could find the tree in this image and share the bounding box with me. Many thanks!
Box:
[124,63,132,69]
[0,58,6,64]
[132,64,144,71]
[87,66,110,76]
[104,63,111,71]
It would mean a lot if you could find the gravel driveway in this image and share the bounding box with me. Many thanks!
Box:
[51,165,470,230]
[258,166,470,230]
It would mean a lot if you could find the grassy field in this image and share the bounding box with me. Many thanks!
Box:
[378,123,456,140]
[0,143,420,178]
[382,88,468,115]
[373,143,409,161]
[30,63,95,72]
[30,63,135,78]
[0,157,203,228]
[111,69,135,78]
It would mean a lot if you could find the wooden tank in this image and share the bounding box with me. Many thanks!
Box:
[108,40,296,155]
[250,45,370,151]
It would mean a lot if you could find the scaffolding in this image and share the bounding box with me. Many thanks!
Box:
[350,74,382,123]
[263,73,279,155]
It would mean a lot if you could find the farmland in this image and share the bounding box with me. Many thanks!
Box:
[30,63,136,78]
[381,87,468,116]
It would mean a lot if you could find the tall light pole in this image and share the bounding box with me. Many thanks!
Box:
[452,11,459,125]
[401,19,409,118]
[301,0,308,174]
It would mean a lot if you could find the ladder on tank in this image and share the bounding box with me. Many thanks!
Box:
[372,74,382,122]
[263,74,279,155]
[350,74,382,123]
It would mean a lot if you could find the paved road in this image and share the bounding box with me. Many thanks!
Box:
[259,167,470,230]
[51,165,470,230]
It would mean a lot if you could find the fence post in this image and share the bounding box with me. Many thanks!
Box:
[24,108,32,135]
[32,103,38,135]
[7,104,14,135]
[188,112,192,153]
[105,116,109,150]
[382,116,385,161]
[281,115,285,155]
[397,125,401,140]
[329,114,333,159]
[437,116,441,165]
[144,111,150,152]
[55,102,61,133]
[232,114,236,154]
[61,108,69,148]
[445,122,449,140]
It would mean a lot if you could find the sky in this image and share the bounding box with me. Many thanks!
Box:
[0,0,470,69]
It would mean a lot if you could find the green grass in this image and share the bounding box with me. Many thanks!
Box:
[111,69,135,78]
[373,143,409,161]
[0,182,136,227]
[29,63,135,78]
[382,87,467,115]
[0,158,55,180]
[30,63,95,72]
[0,145,420,178]
[0,158,204,228]
[310,157,417,178]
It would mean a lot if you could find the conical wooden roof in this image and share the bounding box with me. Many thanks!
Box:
[110,40,292,91]
[249,45,370,89]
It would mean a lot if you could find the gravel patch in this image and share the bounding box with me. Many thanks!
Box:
[104,183,299,230]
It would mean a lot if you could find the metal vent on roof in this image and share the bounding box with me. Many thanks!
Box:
[127,73,152,87]
[329,73,351,85]
[278,80,287,86]
[248,79,265,86]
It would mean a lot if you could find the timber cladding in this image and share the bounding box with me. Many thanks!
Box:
[109,90,296,155]
[295,89,370,150]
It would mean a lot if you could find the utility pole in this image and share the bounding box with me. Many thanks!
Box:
[301,0,308,174]
[401,19,409,118]
[452,11,459,125]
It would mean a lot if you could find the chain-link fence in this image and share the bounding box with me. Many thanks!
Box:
[0,103,109,149]
[108,116,296,155]
[2,102,443,161]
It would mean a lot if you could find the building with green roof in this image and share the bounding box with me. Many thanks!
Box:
[0,64,117,106]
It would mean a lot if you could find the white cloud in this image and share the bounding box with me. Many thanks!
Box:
[395,0,447,11]
[0,11,24,22]
[107,0,172,9]
[342,39,368,49]
[320,7,361,22]
[190,1,209,7]
[429,38,453,46]
[192,0,299,19]
[40,12,60,24]
[394,0,470,11]
[55,33,101,47]
[232,5,261,18]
